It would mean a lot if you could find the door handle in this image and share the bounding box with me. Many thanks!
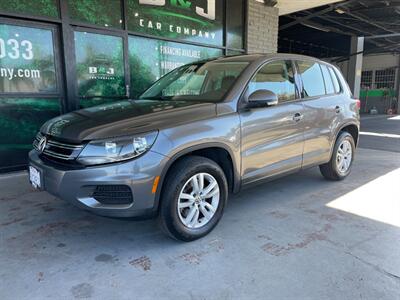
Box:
[293,113,303,122]
[335,106,341,114]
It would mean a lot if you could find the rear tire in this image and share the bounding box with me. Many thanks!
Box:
[159,156,228,242]
[319,131,355,181]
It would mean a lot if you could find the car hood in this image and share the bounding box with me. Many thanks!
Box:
[41,100,217,142]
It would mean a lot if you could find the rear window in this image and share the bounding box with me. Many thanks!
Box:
[297,61,326,98]
[320,64,335,94]
[328,67,341,93]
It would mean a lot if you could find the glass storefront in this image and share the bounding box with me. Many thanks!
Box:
[0,98,60,170]
[129,36,223,97]
[0,0,246,171]
[127,0,224,46]
[69,0,123,29]
[74,31,125,98]
[0,0,59,19]
[0,24,57,93]
[0,20,61,171]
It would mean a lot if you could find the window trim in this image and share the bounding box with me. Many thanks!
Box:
[326,64,343,94]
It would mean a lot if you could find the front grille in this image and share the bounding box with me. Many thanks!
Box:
[92,185,133,205]
[33,132,84,162]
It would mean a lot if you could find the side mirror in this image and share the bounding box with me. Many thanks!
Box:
[247,89,278,108]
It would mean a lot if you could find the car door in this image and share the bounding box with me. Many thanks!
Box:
[296,61,344,167]
[240,60,305,185]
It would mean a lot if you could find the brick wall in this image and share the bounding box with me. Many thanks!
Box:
[246,0,279,54]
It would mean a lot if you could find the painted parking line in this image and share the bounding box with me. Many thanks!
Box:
[360,131,400,139]
[388,115,400,120]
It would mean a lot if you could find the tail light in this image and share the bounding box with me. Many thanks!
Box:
[355,99,361,110]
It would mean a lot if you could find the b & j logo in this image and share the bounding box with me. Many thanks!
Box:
[135,0,219,42]
[88,66,116,80]
[139,0,216,21]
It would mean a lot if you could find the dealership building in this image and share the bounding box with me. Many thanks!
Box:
[0,0,398,172]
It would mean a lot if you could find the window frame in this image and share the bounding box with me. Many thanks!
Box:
[295,60,344,100]
[295,60,326,99]
[73,26,128,100]
[0,17,63,99]
[374,68,396,89]
[243,59,301,107]
[1,0,247,111]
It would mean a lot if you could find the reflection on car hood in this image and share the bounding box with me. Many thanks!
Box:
[41,100,217,142]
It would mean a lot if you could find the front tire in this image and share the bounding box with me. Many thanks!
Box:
[319,131,355,181]
[159,156,228,242]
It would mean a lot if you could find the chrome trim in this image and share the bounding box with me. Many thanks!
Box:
[47,140,84,150]
[33,132,84,161]
[43,149,76,160]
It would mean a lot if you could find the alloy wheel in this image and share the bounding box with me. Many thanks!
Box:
[336,140,352,174]
[177,173,220,229]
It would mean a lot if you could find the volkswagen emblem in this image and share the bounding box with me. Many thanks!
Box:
[38,136,47,153]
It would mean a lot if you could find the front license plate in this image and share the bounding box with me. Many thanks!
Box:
[29,166,42,189]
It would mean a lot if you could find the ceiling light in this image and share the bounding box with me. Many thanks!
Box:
[335,8,345,14]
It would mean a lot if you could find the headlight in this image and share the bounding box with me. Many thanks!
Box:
[77,131,158,165]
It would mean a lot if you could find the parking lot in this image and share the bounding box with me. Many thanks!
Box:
[1,115,399,300]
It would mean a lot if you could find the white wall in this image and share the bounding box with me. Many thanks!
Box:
[333,53,399,81]
[362,54,400,71]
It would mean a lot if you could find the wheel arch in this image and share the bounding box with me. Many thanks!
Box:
[328,122,359,159]
[339,123,359,146]
[154,143,240,213]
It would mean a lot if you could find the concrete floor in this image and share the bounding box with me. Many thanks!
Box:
[359,114,400,153]
[1,119,400,299]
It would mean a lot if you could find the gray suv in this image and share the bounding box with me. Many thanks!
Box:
[29,54,360,241]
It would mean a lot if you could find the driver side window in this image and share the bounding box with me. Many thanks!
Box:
[248,60,296,103]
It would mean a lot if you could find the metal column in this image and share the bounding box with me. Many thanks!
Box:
[347,36,364,99]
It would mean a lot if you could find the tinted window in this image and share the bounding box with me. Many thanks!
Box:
[0,24,57,93]
[74,31,125,98]
[248,60,296,103]
[297,61,326,97]
[129,36,223,98]
[140,61,249,102]
[321,64,335,94]
[328,67,341,93]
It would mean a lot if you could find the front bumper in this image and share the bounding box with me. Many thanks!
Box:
[29,150,168,218]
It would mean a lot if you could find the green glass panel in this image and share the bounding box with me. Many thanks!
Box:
[0,97,59,170]
[0,0,59,18]
[129,35,223,97]
[0,24,57,93]
[68,0,122,28]
[127,0,223,47]
[74,31,125,99]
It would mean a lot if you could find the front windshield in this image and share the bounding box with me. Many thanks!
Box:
[139,61,249,102]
